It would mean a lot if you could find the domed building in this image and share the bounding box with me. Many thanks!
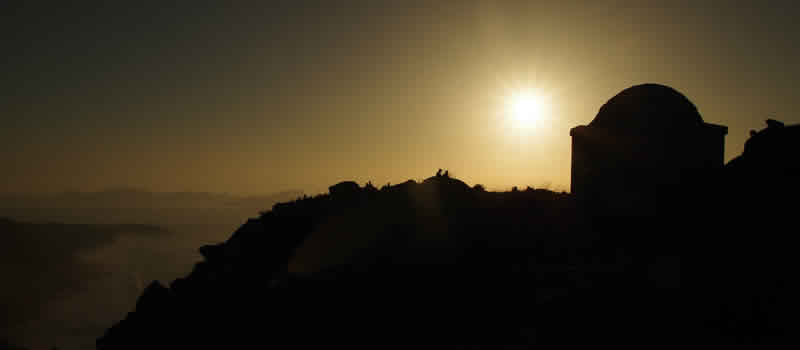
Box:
[570,84,728,214]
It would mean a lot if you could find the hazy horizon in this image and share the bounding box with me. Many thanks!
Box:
[0,188,301,349]
[0,187,304,198]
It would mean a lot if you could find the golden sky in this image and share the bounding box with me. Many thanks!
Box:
[2,1,798,195]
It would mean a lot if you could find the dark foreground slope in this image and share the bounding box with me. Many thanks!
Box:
[98,126,798,348]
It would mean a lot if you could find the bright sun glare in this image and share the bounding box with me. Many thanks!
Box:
[507,90,546,129]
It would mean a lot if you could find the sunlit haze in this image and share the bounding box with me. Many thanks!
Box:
[507,89,548,131]
[3,1,799,195]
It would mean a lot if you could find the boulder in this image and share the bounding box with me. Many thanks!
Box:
[329,181,360,197]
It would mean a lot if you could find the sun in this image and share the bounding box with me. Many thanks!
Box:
[506,89,546,129]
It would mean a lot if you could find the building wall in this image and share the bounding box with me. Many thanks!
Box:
[570,123,726,215]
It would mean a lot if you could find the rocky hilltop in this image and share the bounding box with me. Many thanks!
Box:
[98,121,799,348]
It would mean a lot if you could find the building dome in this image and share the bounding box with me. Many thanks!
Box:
[589,84,703,131]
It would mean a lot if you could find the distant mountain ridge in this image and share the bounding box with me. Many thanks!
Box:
[0,189,303,209]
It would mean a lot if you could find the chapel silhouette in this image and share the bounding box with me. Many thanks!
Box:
[570,84,728,214]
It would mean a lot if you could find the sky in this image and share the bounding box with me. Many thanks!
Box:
[3,0,799,195]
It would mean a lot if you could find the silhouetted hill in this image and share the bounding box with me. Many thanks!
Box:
[98,125,798,348]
